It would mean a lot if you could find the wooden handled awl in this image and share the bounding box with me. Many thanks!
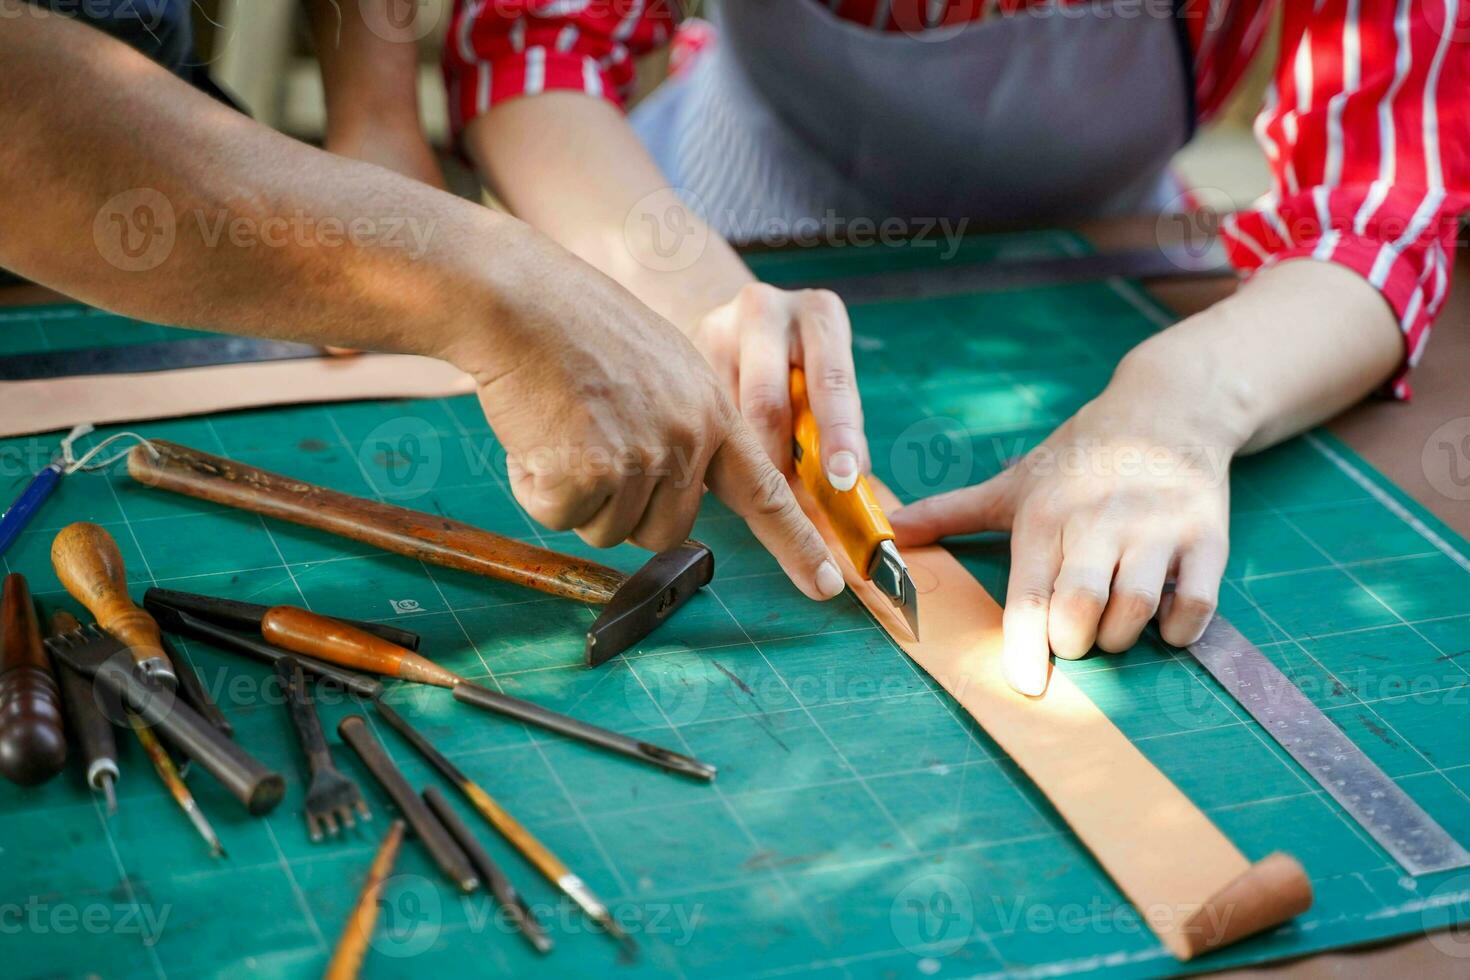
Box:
[128,440,713,666]
[0,574,68,786]
[790,369,919,639]
[263,606,715,781]
[51,522,176,688]
[262,607,460,688]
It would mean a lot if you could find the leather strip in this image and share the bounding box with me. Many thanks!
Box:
[797,479,1313,959]
[0,354,474,437]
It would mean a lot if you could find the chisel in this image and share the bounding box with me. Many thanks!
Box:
[422,786,553,955]
[45,625,285,814]
[50,610,119,813]
[374,697,621,956]
[336,715,479,893]
[130,712,225,858]
[143,587,422,650]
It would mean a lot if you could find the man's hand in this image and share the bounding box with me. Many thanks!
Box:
[466,238,848,602]
[690,284,870,486]
[890,260,1404,696]
[463,97,872,485]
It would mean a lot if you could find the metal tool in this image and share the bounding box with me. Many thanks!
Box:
[45,625,285,814]
[422,786,552,955]
[162,635,232,737]
[50,610,119,813]
[790,369,919,639]
[130,713,225,858]
[336,714,479,893]
[276,657,370,841]
[143,587,422,650]
[324,819,405,980]
[453,682,715,781]
[145,602,383,701]
[0,336,321,382]
[373,697,628,955]
[1188,616,1470,876]
[0,423,92,559]
[127,440,715,666]
[51,522,176,689]
[783,243,1231,304]
[264,606,716,781]
[0,574,68,785]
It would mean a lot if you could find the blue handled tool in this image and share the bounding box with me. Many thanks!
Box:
[0,424,93,559]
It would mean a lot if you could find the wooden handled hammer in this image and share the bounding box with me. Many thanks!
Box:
[127,440,713,666]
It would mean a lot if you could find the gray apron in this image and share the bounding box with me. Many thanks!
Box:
[632,0,1194,236]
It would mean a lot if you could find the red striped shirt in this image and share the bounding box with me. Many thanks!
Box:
[443,1,1470,395]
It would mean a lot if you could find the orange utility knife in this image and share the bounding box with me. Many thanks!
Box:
[790,368,920,639]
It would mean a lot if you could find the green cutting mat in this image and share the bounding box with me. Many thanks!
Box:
[4,229,1470,979]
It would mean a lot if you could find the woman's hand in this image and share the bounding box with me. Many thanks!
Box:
[890,259,1405,696]
[891,381,1234,695]
[689,283,870,488]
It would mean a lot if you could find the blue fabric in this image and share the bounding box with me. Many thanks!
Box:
[28,0,195,74]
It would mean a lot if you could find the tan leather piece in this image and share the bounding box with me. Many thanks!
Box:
[796,479,1313,960]
[0,354,474,437]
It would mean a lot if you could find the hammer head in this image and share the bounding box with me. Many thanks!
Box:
[585,541,714,667]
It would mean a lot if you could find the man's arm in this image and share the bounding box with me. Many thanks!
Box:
[892,260,1401,694]
[0,3,845,601]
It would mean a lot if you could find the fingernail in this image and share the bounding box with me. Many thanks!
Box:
[815,560,845,599]
[1004,650,1049,697]
[826,451,859,492]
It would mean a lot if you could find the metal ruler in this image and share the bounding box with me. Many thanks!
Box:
[1190,617,1470,875]
[0,336,322,382]
[787,244,1232,303]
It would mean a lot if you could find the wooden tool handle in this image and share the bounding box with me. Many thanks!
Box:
[50,522,169,676]
[0,574,67,786]
[128,440,626,604]
[325,819,406,980]
[790,368,893,576]
[262,607,461,689]
[461,781,571,883]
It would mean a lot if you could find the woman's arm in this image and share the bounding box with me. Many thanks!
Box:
[892,260,1401,695]
[303,0,445,186]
